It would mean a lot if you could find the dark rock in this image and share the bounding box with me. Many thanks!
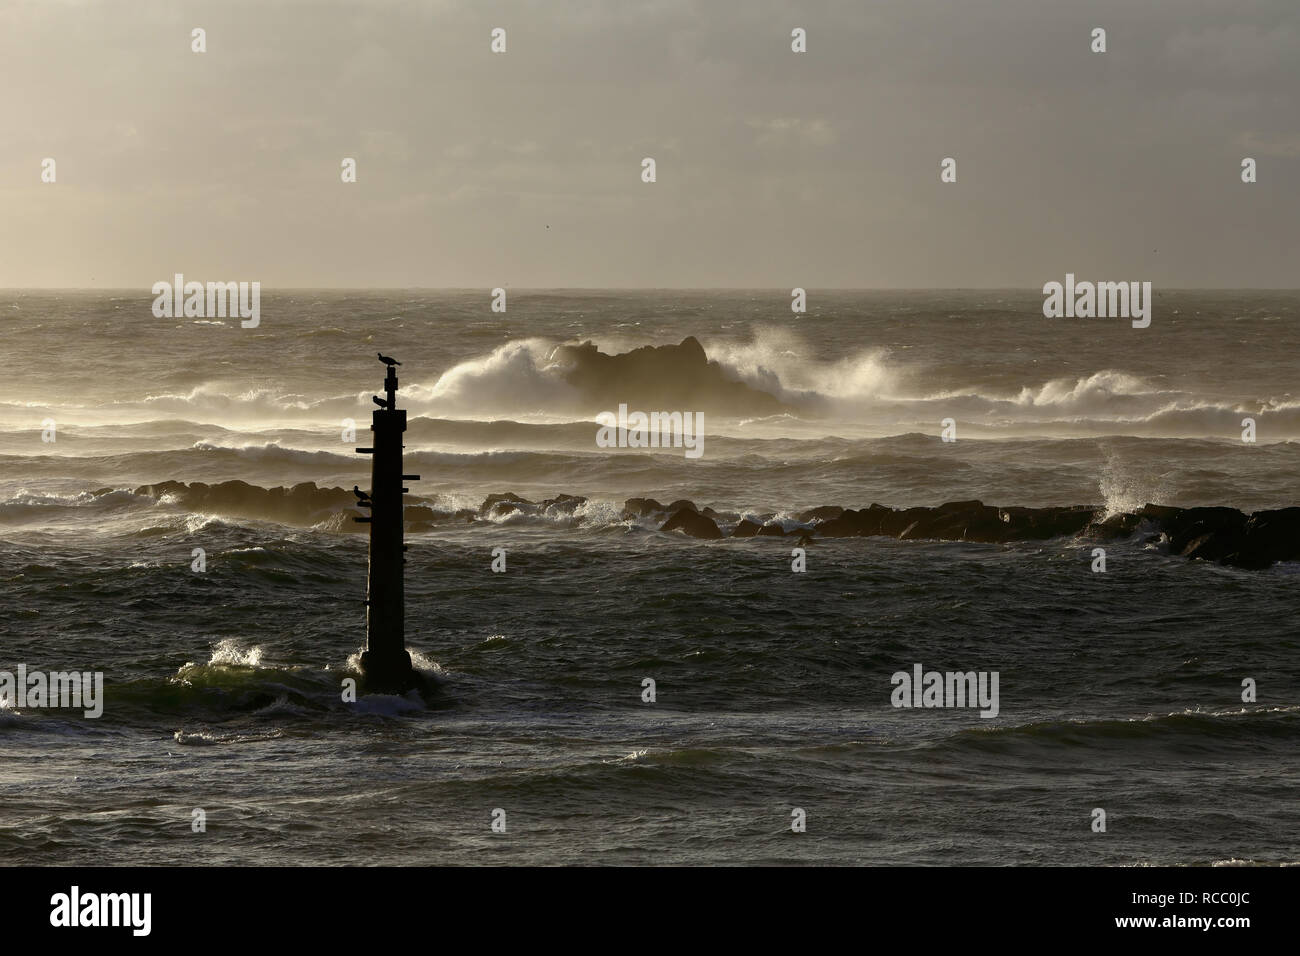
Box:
[1164,507,1248,560]
[1138,503,1183,524]
[996,505,1097,541]
[1090,511,1141,540]
[1233,507,1300,567]
[1182,532,1229,562]
[541,494,587,513]
[903,501,1000,541]
[405,506,477,526]
[814,508,864,537]
[451,489,1298,571]
[552,336,788,417]
[482,492,533,512]
[1031,506,1097,540]
[817,505,891,538]
[623,497,665,517]
[661,507,723,540]
[799,505,844,523]
[882,507,930,537]
[135,479,352,525]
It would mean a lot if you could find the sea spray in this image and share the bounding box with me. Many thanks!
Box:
[595,404,705,458]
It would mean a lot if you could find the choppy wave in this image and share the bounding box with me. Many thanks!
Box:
[3,331,1296,441]
[387,334,1300,439]
[942,705,1300,750]
[34,639,452,729]
[5,480,1297,568]
[4,293,1298,867]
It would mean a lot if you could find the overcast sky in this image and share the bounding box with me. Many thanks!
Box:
[1,0,1296,287]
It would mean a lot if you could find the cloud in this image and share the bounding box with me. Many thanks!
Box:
[745,117,838,149]
[1166,21,1300,79]
[1236,130,1300,158]
[1,0,1297,287]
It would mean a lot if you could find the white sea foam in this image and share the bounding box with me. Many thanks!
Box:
[207,639,264,668]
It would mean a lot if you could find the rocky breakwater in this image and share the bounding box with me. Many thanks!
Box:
[639,497,1300,569]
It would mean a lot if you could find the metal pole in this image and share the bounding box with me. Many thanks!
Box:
[357,359,420,692]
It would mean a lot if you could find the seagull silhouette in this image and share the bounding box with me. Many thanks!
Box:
[352,485,371,503]
[377,353,400,366]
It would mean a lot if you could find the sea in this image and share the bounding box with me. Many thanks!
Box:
[1,288,1297,865]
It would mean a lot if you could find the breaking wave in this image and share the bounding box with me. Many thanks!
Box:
[5,331,1294,439]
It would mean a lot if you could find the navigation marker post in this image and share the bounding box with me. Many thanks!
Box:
[355,355,421,693]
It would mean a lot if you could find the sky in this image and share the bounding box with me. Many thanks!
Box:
[1,0,1296,288]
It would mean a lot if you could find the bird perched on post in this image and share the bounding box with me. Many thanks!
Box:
[353,485,372,504]
[377,353,401,366]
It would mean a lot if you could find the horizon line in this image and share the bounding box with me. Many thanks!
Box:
[3,286,1299,293]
